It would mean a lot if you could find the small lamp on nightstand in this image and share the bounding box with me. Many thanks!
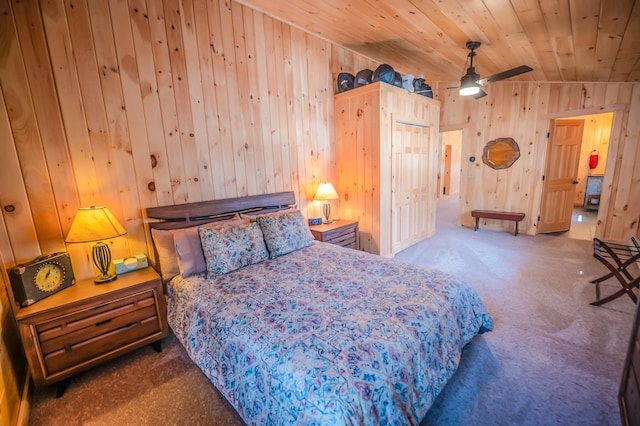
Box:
[65,206,127,283]
[314,182,339,224]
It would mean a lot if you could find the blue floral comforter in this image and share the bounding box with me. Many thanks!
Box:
[167,242,493,425]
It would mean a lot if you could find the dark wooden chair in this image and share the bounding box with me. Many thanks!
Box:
[590,237,640,306]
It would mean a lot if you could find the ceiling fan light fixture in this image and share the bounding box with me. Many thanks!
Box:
[459,70,480,96]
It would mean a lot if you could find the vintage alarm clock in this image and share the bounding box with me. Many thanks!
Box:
[7,252,76,307]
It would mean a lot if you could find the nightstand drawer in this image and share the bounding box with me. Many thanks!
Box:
[35,288,162,375]
[37,290,157,354]
[309,220,359,249]
[323,229,357,247]
[44,316,160,374]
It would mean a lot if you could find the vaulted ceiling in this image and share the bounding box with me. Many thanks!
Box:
[237,0,640,84]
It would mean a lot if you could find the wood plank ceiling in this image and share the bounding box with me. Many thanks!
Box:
[236,0,640,84]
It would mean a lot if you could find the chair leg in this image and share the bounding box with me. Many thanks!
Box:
[591,287,634,306]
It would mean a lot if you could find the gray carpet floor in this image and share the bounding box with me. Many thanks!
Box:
[29,196,636,425]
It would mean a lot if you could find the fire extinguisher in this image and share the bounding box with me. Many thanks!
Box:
[589,150,599,169]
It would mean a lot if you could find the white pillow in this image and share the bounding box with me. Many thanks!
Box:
[150,228,180,281]
[174,227,207,278]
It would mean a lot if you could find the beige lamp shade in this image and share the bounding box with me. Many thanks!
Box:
[66,206,127,283]
[65,206,127,243]
[314,182,339,201]
[314,182,339,224]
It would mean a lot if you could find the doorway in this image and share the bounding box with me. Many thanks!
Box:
[440,130,462,196]
[539,112,613,240]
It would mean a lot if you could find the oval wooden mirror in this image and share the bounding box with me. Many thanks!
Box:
[482,137,520,169]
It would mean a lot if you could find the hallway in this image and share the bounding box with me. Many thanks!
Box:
[567,207,598,241]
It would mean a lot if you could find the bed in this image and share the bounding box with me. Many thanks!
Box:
[147,192,493,425]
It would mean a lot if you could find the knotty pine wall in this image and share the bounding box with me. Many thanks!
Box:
[439,81,640,239]
[0,0,378,421]
[1,0,639,421]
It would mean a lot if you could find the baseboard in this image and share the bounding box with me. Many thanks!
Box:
[15,371,31,426]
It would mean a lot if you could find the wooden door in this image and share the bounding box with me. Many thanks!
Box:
[392,121,430,253]
[538,119,585,233]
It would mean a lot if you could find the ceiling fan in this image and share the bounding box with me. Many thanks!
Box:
[455,41,533,99]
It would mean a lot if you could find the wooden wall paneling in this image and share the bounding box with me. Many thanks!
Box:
[521,83,544,226]
[0,0,65,256]
[205,0,238,200]
[191,0,226,200]
[598,106,626,238]
[610,85,640,237]
[0,285,23,426]
[145,0,189,204]
[39,0,101,209]
[290,27,313,215]
[357,88,375,251]
[261,16,284,192]
[162,0,203,201]
[0,212,25,426]
[301,32,320,209]
[310,34,332,190]
[0,87,41,264]
[443,81,640,239]
[280,23,303,206]
[271,20,294,194]
[108,0,159,259]
[377,86,393,256]
[240,5,270,195]
[127,0,174,206]
[289,28,308,211]
[180,0,218,201]
[87,0,143,260]
[218,0,248,197]
[250,12,277,195]
[11,0,79,242]
[63,0,121,278]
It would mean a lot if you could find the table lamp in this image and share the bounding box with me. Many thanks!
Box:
[314,182,339,224]
[65,206,127,283]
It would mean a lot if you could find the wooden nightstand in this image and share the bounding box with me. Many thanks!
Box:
[14,267,168,393]
[309,220,359,249]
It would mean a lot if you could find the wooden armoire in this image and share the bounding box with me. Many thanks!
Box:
[334,82,441,257]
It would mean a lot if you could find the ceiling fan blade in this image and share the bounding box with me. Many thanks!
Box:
[478,65,533,85]
[472,89,487,99]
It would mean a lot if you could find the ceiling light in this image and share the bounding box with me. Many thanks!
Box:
[459,70,480,96]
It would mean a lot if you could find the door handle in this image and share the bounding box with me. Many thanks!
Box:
[572,180,579,184]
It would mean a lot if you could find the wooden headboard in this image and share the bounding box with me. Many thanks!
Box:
[146,191,297,230]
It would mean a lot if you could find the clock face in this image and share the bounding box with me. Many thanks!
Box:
[34,263,64,292]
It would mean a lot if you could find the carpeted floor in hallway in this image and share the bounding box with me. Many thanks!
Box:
[29,195,637,425]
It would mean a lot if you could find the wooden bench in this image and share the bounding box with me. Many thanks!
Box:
[471,210,526,236]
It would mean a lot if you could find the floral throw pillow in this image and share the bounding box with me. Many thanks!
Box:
[198,222,268,278]
[257,210,314,259]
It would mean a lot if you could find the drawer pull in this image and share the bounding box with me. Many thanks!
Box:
[95,319,112,327]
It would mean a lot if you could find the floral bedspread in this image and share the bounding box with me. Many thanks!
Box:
[167,242,493,425]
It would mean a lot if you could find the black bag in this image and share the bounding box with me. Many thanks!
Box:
[413,77,433,98]
[354,69,373,87]
[337,73,354,93]
[372,64,395,85]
